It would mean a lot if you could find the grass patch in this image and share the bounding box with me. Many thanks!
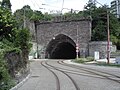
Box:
[73,57,94,64]
[73,57,120,68]
[74,58,86,63]
[96,62,120,67]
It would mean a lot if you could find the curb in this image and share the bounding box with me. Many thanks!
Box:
[10,74,30,90]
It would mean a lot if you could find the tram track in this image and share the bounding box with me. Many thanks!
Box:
[57,60,120,84]
[47,61,108,80]
[41,61,60,90]
[17,60,120,90]
[41,61,80,90]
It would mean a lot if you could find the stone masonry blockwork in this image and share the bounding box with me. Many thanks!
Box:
[35,19,92,58]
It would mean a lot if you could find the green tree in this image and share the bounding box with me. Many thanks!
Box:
[14,28,31,66]
[1,0,11,10]
[0,7,16,42]
[109,14,120,38]
[84,0,97,17]
[0,4,15,90]
[91,6,108,41]
[0,3,31,90]
[14,5,34,28]
[15,28,31,50]
[30,10,44,21]
[44,12,52,21]
[23,5,34,19]
[84,1,120,49]
[92,20,107,41]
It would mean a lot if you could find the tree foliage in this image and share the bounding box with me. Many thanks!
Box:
[0,2,31,90]
[14,28,32,66]
[1,0,11,10]
[43,12,52,21]
[13,5,52,29]
[84,2,120,49]
[0,7,16,42]
[30,10,44,21]
[15,28,31,50]
[13,3,120,49]
[13,5,34,28]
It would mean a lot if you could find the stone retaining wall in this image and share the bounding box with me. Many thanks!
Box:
[5,51,29,84]
[89,41,116,59]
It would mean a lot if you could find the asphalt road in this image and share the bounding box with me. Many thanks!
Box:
[17,59,120,90]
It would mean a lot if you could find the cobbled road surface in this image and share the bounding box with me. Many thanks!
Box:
[17,59,120,90]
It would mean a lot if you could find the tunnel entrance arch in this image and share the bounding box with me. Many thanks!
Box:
[34,18,91,59]
[46,34,77,59]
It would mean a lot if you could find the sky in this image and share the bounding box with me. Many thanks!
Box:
[0,0,113,13]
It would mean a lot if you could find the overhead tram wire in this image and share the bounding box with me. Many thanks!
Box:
[29,0,36,9]
[41,3,63,13]
[41,3,80,14]
[29,0,40,10]
[30,0,60,13]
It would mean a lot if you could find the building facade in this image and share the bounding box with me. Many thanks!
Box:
[111,0,120,18]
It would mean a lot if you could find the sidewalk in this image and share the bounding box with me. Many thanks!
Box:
[85,58,116,64]
[64,58,116,64]
[96,58,116,63]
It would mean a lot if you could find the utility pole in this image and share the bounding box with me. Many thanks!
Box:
[76,24,79,60]
[95,0,110,64]
[35,23,39,59]
[61,0,64,14]
[107,10,110,64]
[23,7,26,28]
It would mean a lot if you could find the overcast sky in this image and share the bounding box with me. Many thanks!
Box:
[0,0,113,13]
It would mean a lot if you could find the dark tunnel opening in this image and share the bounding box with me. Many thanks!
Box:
[50,42,76,59]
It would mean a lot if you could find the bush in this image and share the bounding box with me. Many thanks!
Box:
[0,4,31,89]
[15,28,32,67]
[15,28,31,51]
[0,51,14,90]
